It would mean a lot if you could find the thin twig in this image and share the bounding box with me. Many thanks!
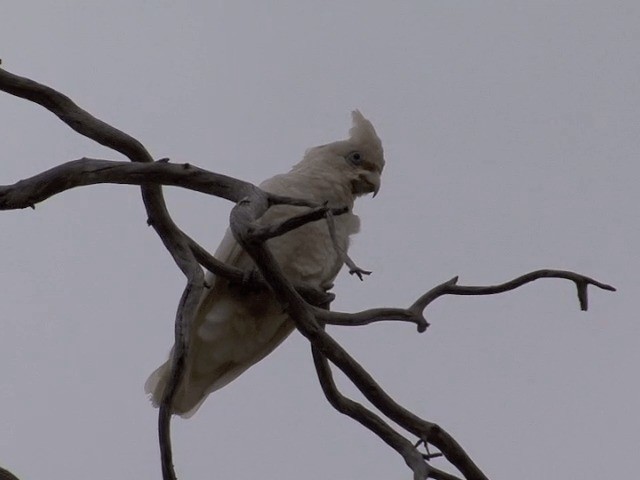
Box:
[249,205,349,243]
[411,270,616,313]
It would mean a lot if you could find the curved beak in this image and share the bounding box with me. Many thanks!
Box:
[372,176,381,197]
[361,171,381,198]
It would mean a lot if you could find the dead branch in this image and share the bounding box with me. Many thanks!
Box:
[248,204,349,243]
[0,158,253,209]
[1,65,202,480]
[230,198,490,479]
[1,65,616,480]
[311,346,434,480]
[308,271,614,479]
[410,270,615,312]
[317,270,616,331]
[0,155,340,309]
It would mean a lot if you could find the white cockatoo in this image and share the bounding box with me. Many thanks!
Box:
[145,111,384,417]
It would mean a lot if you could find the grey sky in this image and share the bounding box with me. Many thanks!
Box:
[1,2,638,478]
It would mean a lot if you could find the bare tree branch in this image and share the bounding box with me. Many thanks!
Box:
[1,65,616,480]
[0,158,252,209]
[310,295,434,478]
[317,269,616,332]
[249,204,349,243]
[0,155,340,310]
[410,270,616,313]
[311,346,432,480]
[316,306,429,330]
[229,197,490,480]
[0,66,202,480]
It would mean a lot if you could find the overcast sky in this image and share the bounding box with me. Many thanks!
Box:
[1,2,638,479]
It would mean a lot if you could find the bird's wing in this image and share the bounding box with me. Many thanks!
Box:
[146,179,308,417]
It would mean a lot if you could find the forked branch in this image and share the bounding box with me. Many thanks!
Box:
[317,270,616,332]
[0,65,615,480]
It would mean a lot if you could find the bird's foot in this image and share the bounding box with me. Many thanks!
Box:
[349,266,372,281]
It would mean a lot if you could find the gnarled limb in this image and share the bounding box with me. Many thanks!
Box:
[1,65,616,480]
[0,158,252,209]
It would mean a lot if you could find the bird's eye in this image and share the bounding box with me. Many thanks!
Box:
[347,151,363,166]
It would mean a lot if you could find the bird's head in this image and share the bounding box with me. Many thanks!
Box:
[295,110,385,198]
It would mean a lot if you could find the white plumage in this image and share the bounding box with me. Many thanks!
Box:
[145,111,385,417]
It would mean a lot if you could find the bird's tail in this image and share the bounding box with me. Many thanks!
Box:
[144,360,170,409]
[144,356,236,418]
[145,311,296,418]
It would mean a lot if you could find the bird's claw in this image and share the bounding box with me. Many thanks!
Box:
[349,267,372,281]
